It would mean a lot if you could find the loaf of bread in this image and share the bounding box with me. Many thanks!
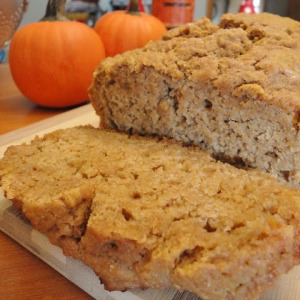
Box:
[1,126,300,300]
[89,13,300,188]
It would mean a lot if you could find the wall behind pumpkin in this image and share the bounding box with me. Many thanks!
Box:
[19,0,48,28]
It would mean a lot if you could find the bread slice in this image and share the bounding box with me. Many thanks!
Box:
[89,13,300,188]
[1,126,300,300]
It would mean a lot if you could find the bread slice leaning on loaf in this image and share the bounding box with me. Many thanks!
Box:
[89,13,300,188]
[1,126,300,300]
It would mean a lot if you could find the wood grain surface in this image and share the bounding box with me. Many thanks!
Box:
[0,64,70,135]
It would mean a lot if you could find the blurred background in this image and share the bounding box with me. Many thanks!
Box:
[17,0,300,29]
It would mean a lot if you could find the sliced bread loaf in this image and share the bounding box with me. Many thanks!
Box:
[1,126,300,299]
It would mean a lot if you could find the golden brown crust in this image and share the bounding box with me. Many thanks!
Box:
[89,13,300,188]
[91,13,300,112]
[1,126,300,299]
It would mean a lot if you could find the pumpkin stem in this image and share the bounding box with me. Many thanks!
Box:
[126,0,142,15]
[41,0,69,21]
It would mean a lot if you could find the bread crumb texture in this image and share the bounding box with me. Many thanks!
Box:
[89,13,300,188]
[1,126,300,300]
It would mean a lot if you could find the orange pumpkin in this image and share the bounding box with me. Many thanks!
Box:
[9,0,106,108]
[94,0,167,57]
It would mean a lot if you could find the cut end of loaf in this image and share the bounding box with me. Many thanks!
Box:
[89,13,300,188]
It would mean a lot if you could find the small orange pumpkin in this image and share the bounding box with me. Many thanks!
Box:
[9,0,106,108]
[94,0,167,57]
